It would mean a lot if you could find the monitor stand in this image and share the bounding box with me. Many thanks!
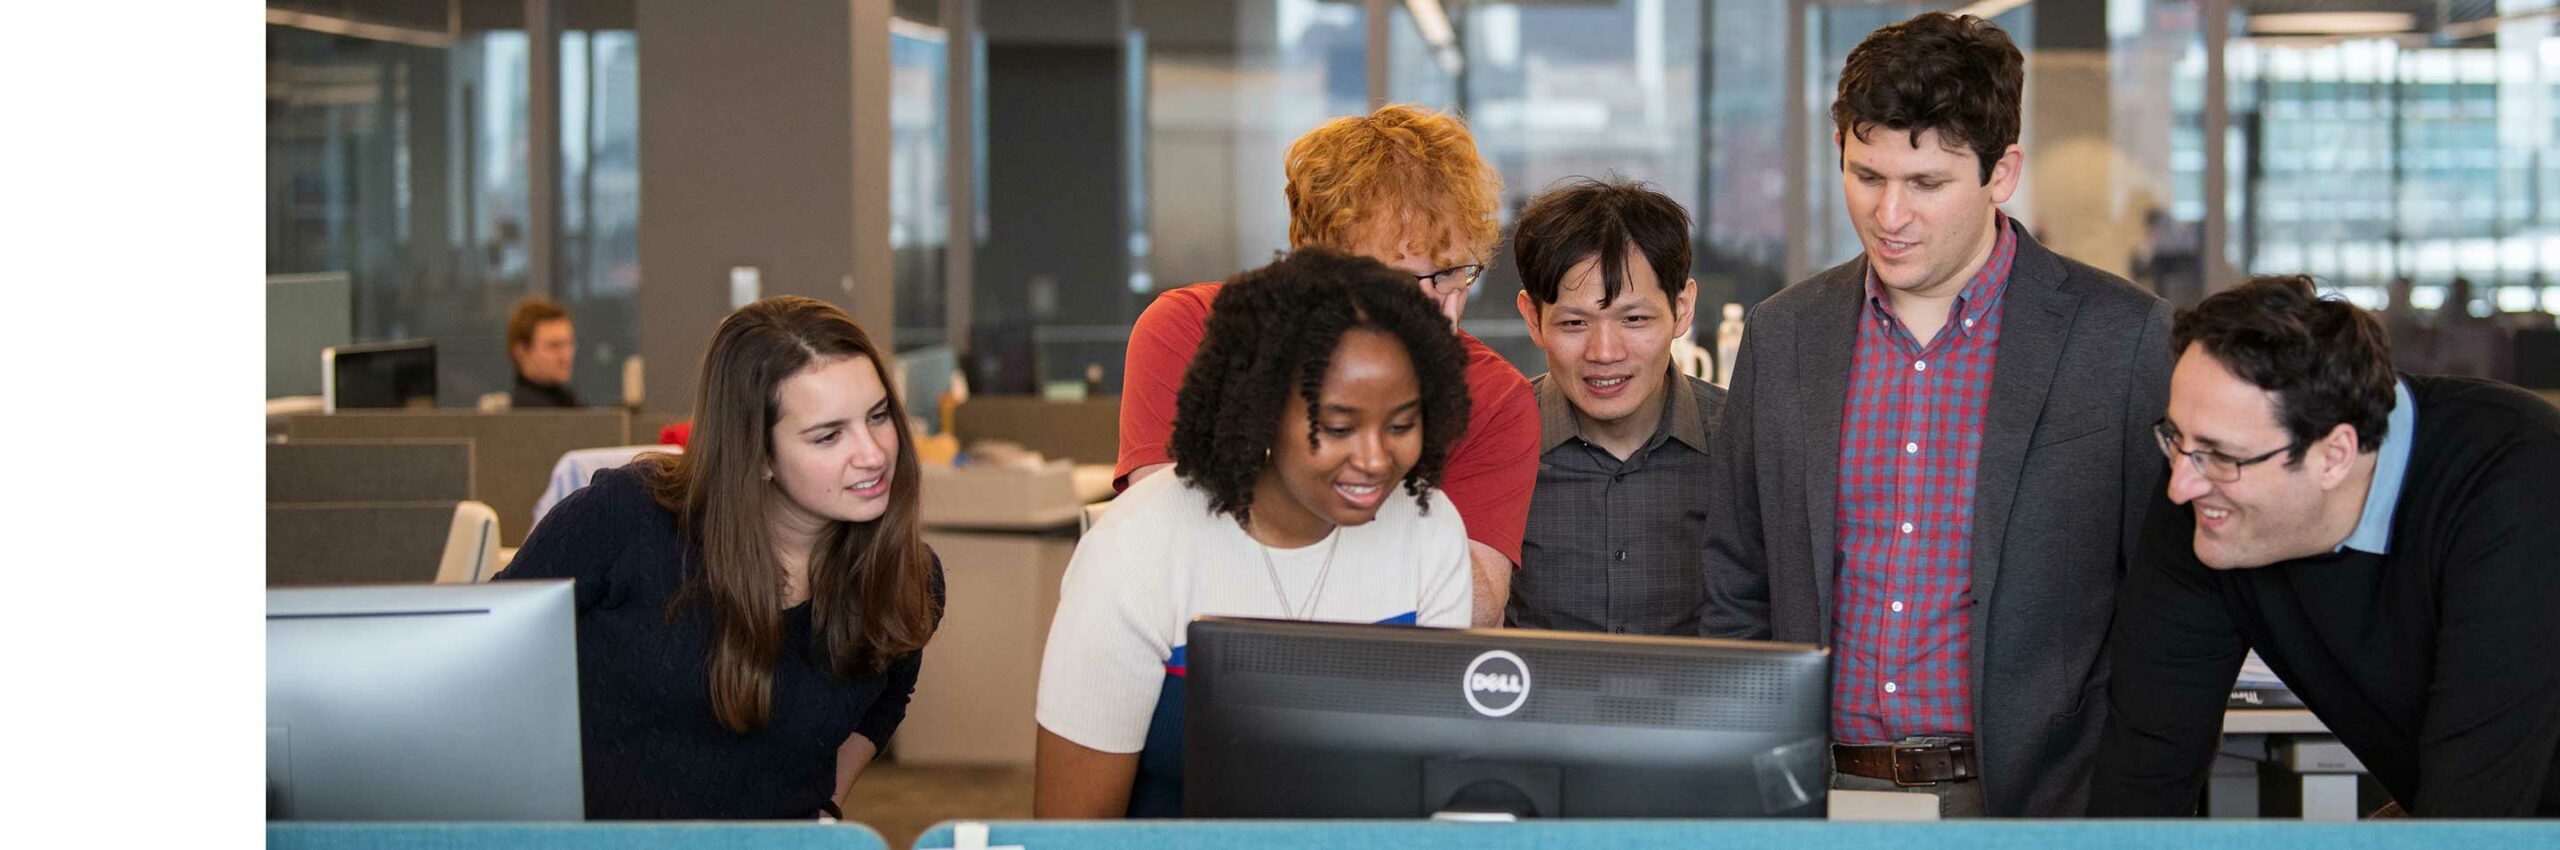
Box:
[1424,761,1559,819]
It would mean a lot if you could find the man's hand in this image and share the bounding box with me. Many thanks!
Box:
[1436,286,1468,325]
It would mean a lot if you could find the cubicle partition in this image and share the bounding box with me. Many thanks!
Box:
[283,410,630,546]
[267,440,475,503]
[897,528,1076,764]
[270,822,888,850]
[633,409,691,446]
[952,396,1119,466]
[267,501,498,586]
[911,820,2560,850]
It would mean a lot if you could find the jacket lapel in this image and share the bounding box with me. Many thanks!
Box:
[1969,226,2080,631]
[1799,270,1864,630]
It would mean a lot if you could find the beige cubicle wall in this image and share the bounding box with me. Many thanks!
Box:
[952,396,1119,466]
[897,528,1077,765]
[283,409,630,547]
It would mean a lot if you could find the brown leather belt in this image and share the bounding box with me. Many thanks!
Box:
[1832,739,1980,786]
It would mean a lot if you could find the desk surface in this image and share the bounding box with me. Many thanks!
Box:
[2225,709,2328,735]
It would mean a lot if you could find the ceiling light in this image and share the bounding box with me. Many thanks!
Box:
[2246,12,2415,36]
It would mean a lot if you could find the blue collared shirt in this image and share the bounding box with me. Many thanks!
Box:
[2336,379,2416,555]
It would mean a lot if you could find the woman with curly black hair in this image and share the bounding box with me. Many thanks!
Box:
[1031,248,1477,819]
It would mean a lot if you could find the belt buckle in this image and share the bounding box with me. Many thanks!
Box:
[1888,741,1951,788]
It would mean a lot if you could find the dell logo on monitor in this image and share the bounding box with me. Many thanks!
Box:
[1462,650,1530,717]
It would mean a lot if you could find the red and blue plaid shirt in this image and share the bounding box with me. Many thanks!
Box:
[1831,214,2017,744]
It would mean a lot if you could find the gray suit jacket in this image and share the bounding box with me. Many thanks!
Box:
[1698,223,2173,817]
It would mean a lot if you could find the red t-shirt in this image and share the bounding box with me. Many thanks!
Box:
[1113,281,1538,565]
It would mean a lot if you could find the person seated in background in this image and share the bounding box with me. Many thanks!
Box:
[1036,249,1477,818]
[1506,177,1724,634]
[2092,275,2560,817]
[2430,275,2510,380]
[495,296,944,819]
[1115,104,1538,627]
[507,296,584,408]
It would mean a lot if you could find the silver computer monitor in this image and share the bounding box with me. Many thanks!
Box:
[266,580,584,820]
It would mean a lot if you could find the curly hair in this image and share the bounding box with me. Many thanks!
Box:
[2173,275,2397,463]
[1168,247,1474,523]
[506,296,570,349]
[1832,12,2023,184]
[1285,104,1503,263]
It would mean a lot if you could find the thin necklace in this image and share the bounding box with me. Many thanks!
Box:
[1252,516,1340,620]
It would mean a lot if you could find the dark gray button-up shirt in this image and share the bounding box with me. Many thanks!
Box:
[1507,370,1726,635]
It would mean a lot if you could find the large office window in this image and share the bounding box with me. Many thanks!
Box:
[892,7,955,353]
[893,1,2560,396]
[2218,29,2560,313]
[955,0,1373,396]
[266,0,637,406]
[268,1,532,406]
[1431,0,1735,372]
[555,7,640,401]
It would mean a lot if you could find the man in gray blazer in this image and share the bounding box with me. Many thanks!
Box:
[1697,12,2172,817]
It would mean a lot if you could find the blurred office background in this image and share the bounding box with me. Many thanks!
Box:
[267,0,2560,407]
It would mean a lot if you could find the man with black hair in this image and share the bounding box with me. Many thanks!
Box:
[1697,12,2174,816]
[2091,275,2560,817]
[1508,177,1724,634]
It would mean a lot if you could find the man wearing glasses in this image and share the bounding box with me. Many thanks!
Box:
[1697,13,2174,816]
[2091,275,2560,817]
[1113,103,1540,628]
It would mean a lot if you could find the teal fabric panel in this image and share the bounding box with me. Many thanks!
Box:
[912,820,2560,850]
[270,822,888,850]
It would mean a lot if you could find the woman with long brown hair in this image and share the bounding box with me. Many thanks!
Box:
[498,296,943,819]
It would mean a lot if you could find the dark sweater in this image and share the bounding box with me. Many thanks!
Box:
[493,465,940,819]
[511,373,584,408]
[2091,376,2560,817]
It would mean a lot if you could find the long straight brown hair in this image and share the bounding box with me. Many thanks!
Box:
[641,296,939,733]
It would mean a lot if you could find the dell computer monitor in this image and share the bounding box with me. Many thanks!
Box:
[323,339,437,412]
[1183,617,1830,819]
[266,580,583,820]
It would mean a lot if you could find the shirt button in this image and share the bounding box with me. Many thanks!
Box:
[1613,472,1626,482]
[1884,682,1898,694]
[1901,522,1914,534]
[1963,318,1974,329]
[1891,600,1905,613]
[1914,361,1928,372]
[1904,441,1918,454]
[1610,624,1628,634]
[1615,550,1628,562]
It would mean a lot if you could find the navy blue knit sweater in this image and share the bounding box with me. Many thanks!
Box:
[497,465,941,819]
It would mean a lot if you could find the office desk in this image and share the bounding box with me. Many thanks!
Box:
[2216,709,2366,821]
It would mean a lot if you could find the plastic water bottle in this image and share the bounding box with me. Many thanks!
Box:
[1714,303,1745,387]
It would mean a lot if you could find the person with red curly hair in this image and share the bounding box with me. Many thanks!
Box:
[1112,104,1538,631]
